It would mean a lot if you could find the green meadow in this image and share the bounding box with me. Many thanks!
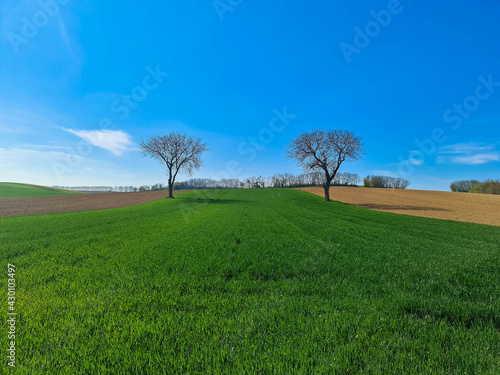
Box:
[1,189,499,374]
[0,183,78,198]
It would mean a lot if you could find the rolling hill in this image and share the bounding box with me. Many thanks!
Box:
[0,182,79,197]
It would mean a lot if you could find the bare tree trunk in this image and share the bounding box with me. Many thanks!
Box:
[323,170,331,202]
[168,170,174,199]
[324,184,330,201]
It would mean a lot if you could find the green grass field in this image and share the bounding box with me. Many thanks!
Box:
[1,189,499,374]
[0,183,78,197]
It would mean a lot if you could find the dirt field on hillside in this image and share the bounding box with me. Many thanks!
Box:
[298,187,500,226]
[0,190,189,218]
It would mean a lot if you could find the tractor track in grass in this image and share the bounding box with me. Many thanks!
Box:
[297,186,500,226]
[0,190,190,218]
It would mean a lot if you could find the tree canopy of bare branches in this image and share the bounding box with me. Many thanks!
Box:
[286,129,364,201]
[139,132,209,198]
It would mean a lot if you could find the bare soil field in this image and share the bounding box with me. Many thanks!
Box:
[298,186,500,226]
[0,190,189,218]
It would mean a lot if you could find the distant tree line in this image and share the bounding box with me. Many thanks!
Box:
[56,173,413,193]
[139,183,165,192]
[53,184,171,193]
[53,186,139,192]
[363,175,410,189]
[450,179,500,194]
[54,173,413,193]
[449,180,479,193]
[174,172,361,190]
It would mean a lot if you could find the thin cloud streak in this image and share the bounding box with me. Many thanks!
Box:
[449,154,499,165]
[63,128,134,156]
[436,142,499,165]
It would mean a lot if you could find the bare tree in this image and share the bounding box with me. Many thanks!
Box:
[286,129,364,201]
[139,132,209,198]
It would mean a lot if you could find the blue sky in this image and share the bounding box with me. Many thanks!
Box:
[1,0,499,190]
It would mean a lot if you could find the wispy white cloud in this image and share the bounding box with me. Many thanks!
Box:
[0,103,75,135]
[0,147,76,163]
[0,147,87,184]
[437,143,499,165]
[439,143,495,154]
[400,150,424,166]
[448,154,499,165]
[63,128,134,156]
[0,146,132,186]
[0,113,40,135]
[16,144,68,150]
[55,14,83,72]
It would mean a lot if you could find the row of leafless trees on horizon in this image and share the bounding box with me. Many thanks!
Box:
[173,172,361,190]
[54,171,412,194]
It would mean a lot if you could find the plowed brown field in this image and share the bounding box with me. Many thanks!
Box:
[0,190,189,218]
[297,186,500,226]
